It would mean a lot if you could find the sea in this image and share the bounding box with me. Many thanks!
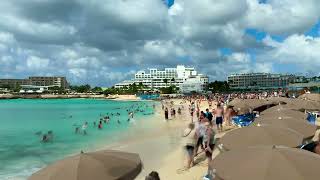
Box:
[0,99,157,180]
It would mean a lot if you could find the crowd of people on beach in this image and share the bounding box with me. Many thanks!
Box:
[161,96,230,175]
[160,89,318,179]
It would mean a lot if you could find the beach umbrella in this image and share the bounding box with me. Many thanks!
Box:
[229,99,273,114]
[260,106,307,120]
[229,99,268,109]
[253,118,317,140]
[245,99,271,109]
[29,150,142,180]
[299,93,320,102]
[248,99,274,111]
[285,99,320,111]
[228,98,242,106]
[219,126,303,151]
[228,99,252,115]
[266,96,291,104]
[212,146,320,180]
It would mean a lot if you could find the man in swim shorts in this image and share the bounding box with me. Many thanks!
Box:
[215,104,224,132]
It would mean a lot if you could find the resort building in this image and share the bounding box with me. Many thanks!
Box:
[28,77,69,89]
[115,65,209,92]
[19,85,50,94]
[0,76,69,90]
[227,73,297,89]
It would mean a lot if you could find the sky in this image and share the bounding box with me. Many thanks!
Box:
[0,0,320,86]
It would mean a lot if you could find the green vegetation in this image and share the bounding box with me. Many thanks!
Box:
[103,83,147,95]
[103,84,178,95]
[310,86,320,93]
[91,87,103,93]
[163,79,168,86]
[159,85,179,94]
[69,85,105,94]
[207,81,230,92]
[48,86,65,94]
[70,84,91,93]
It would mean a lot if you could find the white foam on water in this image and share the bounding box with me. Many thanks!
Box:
[0,166,42,180]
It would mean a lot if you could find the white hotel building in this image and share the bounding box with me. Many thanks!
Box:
[114,65,209,93]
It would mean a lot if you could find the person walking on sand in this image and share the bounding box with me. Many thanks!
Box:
[182,123,196,169]
[164,108,169,120]
[195,113,207,155]
[203,122,216,174]
[215,104,224,132]
[205,108,213,124]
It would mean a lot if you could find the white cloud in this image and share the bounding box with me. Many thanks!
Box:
[254,62,273,73]
[59,49,79,59]
[26,56,50,70]
[259,34,320,75]
[246,0,320,35]
[0,0,319,86]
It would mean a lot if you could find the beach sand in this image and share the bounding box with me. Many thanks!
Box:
[106,94,141,101]
[103,98,232,180]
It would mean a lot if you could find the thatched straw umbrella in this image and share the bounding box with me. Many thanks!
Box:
[285,99,320,111]
[253,117,317,140]
[299,93,320,102]
[229,99,273,115]
[219,126,303,151]
[29,150,142,180]
[260,106,307,120]
[212,146,320,180]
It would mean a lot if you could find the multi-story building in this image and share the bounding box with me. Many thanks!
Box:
[115,65,209,92]
[0,76,69,90]
[227,73,296,89]
[28,77,69,89]
[0,79,32,90]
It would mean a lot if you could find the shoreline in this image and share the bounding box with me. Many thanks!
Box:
[103,102,190,179]
[0,94,106,99]
[0,94,145,101]
[0,99,158,180]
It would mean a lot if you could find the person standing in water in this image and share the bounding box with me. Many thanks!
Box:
[75,127,80,134]
[98,121,103,129]
[82,122,88,135]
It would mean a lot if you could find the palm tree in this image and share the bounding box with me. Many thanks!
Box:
[163,79,168,87]
[171,78,175,86]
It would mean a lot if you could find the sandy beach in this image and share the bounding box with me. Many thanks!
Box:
[106,94,141,101]
[102,98,229,180]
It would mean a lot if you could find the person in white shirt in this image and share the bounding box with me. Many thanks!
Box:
[82,122,88,135]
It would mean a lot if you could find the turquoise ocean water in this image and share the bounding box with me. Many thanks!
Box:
[0,99,156,180]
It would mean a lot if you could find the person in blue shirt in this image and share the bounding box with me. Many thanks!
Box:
[205,108,213,124]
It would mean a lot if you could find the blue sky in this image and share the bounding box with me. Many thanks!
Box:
[0,0,320,86]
